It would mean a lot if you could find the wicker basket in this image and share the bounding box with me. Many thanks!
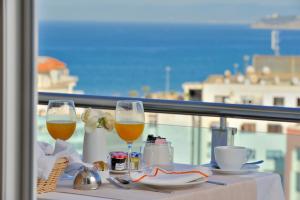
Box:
[37,157,69,194]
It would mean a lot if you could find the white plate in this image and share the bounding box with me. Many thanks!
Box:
[139,177,207,188]
[212,165,259,175]
[109,169,142,174]
[130,165,211,188]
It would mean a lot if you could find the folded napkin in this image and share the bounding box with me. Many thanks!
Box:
[131,166,212,185]
[37,140,92,180]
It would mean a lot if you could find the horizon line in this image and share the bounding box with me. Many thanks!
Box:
[38,19,252,26]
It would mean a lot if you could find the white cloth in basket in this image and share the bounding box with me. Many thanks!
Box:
[37,140,91,180]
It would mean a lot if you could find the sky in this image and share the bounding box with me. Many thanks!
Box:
[38,0,300,24]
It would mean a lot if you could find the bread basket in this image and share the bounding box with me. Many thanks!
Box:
[37,157,69,194]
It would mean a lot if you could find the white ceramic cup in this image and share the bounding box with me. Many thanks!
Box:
[214,146,249,170]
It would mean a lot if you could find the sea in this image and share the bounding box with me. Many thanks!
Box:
[39,21,300,96]
[38,22,300,164]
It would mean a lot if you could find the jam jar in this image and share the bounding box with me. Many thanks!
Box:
[110,152,127,171]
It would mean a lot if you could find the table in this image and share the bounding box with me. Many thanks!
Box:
[38,171,284,200]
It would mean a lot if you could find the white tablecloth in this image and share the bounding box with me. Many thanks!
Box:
[38,171,284,200]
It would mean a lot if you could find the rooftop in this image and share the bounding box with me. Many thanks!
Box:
[37,56,66,73]
[188,55,300,86]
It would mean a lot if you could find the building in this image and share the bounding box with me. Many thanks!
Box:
[251,14,300,30]
[37,56,79,93]
[285,127,300,200]
[145,91,183,100]
[253,55,300,79]
[183,55,300,200]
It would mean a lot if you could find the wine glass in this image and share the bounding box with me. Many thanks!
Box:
[46,100,77,141]
[115,100,145,177]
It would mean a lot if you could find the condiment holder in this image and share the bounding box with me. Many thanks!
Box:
[142,135,174,170]
[73,167,101,190]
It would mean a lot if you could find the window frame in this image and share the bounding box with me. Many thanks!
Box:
[1,0,36,199]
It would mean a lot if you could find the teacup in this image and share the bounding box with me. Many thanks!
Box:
[214,146,248,170]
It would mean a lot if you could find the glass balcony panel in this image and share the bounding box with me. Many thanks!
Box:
[37,105,300,199]
[37,105,211,164]
[227,118,299,200]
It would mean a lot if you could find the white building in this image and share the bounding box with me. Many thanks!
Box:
[182,55,300,200]
[37,56,79,93]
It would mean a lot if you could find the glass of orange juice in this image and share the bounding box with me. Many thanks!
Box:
[46,100,76,141]
[115,100,145,176]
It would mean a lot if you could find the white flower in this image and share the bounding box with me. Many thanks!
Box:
[81,108,92,123]
[81,108,115,132]
[102,112,114,131]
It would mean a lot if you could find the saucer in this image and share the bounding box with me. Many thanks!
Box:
[109,169,142,174]
[212,165,259,175]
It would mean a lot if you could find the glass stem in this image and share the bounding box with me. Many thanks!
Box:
[127,143,132,178]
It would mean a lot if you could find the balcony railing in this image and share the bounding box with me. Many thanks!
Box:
[39,92,300,122]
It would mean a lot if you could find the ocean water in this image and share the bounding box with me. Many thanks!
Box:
[37,23,299,188]
[39,22,300,96]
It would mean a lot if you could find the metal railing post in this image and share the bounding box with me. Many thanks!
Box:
[210,117,237,166]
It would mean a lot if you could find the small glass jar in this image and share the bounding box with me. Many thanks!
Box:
[110,152,127,171]
[130,152,141,170]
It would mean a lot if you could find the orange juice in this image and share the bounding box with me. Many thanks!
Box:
[46,120,76,140]
[115,122,144,143]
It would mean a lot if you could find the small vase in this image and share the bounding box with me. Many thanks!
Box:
[82,128,109,163]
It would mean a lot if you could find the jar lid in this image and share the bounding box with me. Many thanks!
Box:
[131,152,141,158]
[111,152,128,159]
